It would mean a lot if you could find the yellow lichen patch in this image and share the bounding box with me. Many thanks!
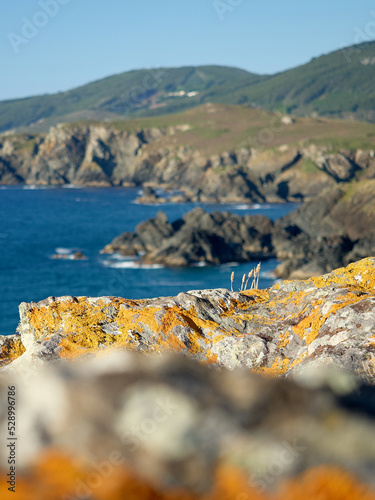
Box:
[27,298,112,340]
[162,306,218,353]
[202,352,219,365]
[292,301,324,345]
[218,299,228,311]
[278,332,290,349]
[286,351,309,373]
[184,306,220,333]
[64,307,109,337]
[212,334,226,345]
[57,332,119,360]
[153,332,187,353]
[28,304,61,339]
[294,290,370,346]
[240,289,270,303]
[258,356,290,376]
[0,337,26,362]
[116,305,162,336]
[310,258,375,292]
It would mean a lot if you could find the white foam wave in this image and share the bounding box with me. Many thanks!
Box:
[23,184,56,190]
[110,253,135,261]
[251,203,272,209]
[55,247,74,255]
[233,204,251,210]
[101,260,164,270]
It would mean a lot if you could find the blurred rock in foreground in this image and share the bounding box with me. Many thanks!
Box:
[1,352,375,498]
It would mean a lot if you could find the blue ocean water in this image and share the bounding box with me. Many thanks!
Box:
[0,186,298,336]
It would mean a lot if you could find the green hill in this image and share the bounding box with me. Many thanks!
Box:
[214,41,375,121]
[0,66,257,133]
[1,41,375,133]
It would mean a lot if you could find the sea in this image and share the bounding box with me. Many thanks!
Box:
[0,186,298,336]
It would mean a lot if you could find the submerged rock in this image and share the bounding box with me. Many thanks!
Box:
[52,250,87,260]
[2,258,375,383]
[136,185,167,204]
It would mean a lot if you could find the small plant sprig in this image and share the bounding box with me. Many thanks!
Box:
[230,262,262,292]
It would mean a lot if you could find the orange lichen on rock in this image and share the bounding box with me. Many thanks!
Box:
[1,451,374,500]
[310,258,375,291]
[0,336,25,365]
[4,258,375,379]
[258,355,291,376]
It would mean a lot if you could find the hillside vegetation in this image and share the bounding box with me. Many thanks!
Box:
[63,103,375,154]
[0,66,256,133]
[1,42,375,133]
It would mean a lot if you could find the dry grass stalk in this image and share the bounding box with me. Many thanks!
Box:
[231,263,262,292]
[230,271,234,292]
[240,274,246,292]
[244,269,253,290]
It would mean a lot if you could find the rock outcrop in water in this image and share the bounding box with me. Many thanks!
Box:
[2,258,375,382]
[102,180,375,277]
[102,208,275,266]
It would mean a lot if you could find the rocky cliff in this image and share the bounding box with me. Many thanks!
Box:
[274,180,375,278]
[1,114,374,203]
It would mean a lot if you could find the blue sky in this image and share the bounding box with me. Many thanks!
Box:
[1,0,375,100]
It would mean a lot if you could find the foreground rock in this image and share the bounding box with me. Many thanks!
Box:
[2,258,375,382]
[1,351,375,498]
